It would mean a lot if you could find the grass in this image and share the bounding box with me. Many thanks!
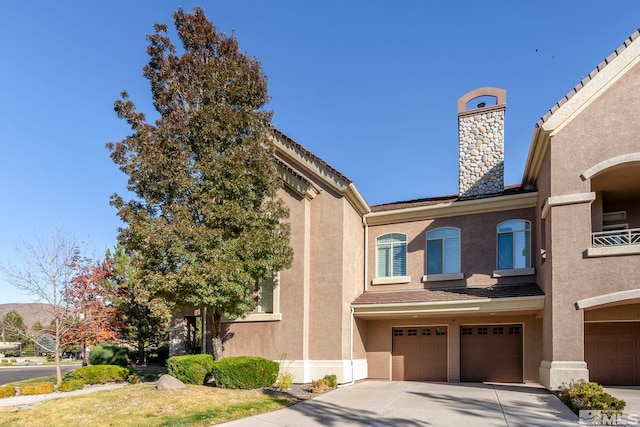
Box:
[0,384,293,426]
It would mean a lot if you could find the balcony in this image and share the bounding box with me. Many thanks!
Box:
[588,228,640,257]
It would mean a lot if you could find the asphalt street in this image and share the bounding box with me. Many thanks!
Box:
[0,364,80,384]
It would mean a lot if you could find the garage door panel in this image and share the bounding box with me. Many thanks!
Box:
[392,327,447,381]
[460,324,523,383]
[585,322,640,386]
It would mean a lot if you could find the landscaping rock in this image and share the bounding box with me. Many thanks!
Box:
[155,374,185,390]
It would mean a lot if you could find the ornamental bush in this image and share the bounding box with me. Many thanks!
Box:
[71,365,130,385]
[59,379,85,392]
[20,383,55,395]
[89,344,131,367]
[0,386,16,398]
[211,356,279,389]
[167,354,215,385]
[558,380,626,415]
[309,375,338,394]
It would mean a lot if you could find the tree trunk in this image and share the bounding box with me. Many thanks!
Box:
[137,339,145,365]
[207,308,224,360]
[54,318,62,387]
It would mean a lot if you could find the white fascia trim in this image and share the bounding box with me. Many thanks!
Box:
[581,152,640,180]
[372,276,411,285]
[344,183,371,215]
[366,192,537,226]
[541,192,596,219]
[542,37,640,136]
[352,295,544,317]
[575,289,640,310]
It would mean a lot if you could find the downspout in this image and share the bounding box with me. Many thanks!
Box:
[339,306,356,388]
[341,216,368,388]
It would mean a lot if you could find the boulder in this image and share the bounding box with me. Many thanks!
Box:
[155,374,186,390]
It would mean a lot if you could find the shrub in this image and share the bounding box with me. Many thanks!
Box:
[211,356,279,389]
[274,371,294,392]
[143,372,158,382]
[20,383,55,395]
[59,379,85,392]
[0,386,16,398]
[558,381,626,415]
[167,354,215,385]
[310,378,329,394]
[0,359,7,364]
[9,359,16,364]
[71,365,130,385]
[323,374,338,388]
[128,374,141,384]
[309,375,338,394]
[89,344,131,367]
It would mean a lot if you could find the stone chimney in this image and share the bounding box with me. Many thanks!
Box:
[457,87,506,198]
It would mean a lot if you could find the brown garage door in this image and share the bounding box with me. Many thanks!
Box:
[585,322,640,385]
[392,327,447,381]
[460,324,523,382]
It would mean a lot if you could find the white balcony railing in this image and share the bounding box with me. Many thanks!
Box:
[592,228,640,247]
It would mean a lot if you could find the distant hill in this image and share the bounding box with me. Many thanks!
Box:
[0,303,55,330]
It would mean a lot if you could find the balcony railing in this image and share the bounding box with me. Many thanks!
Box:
[592,228,640,247]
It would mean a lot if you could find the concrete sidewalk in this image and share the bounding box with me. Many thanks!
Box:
[0,383,128,408]
[218,381,578,427]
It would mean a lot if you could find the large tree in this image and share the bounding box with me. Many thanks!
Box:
[107,245,170,365]
[107,7,293,359]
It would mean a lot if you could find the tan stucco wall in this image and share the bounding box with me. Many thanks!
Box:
[367,207,536,291]
[584,303,640,322]
[362,313,542,383]
[537,60,640,367]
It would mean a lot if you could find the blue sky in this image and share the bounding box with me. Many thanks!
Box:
[2,1,639,304]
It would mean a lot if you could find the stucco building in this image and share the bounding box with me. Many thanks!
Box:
[171,29,640,390]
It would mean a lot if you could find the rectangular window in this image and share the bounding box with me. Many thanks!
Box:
[421,328,431,336]
[258,277,275,313]
[477,327,488,335]
[408,329,417,336]
[461,327,473,335]
[508,326,520,335]
[394,329,403,336]
[435,327,446,336]
[377,234,407,277]
[497,220,531,269]
[493,327,504,335]
[426,228,460,275]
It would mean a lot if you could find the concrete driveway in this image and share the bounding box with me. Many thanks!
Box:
[218,380,578,426]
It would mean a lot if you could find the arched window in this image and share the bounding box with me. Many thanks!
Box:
[376,233,407,277]
[426,227,460,274]
[497,220,531,269]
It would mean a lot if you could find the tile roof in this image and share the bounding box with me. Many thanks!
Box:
[369,183,531,213]
[537,29,640,127]
[352,283,544,305]
[272,127,352,185]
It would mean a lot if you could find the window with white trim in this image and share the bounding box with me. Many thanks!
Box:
[426,227,460,274]
[497,220,531,269]
[258,276,275,314]
[376,233,407,277]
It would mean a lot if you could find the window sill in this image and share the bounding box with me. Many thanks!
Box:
[492,268,535,277]
[587,245,640,258]
[222,313,282,323]
[371,276,411,285]
[421,273,464,282]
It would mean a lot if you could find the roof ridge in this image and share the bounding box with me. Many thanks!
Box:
[272,127,352,184]
[537,28,640,126]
